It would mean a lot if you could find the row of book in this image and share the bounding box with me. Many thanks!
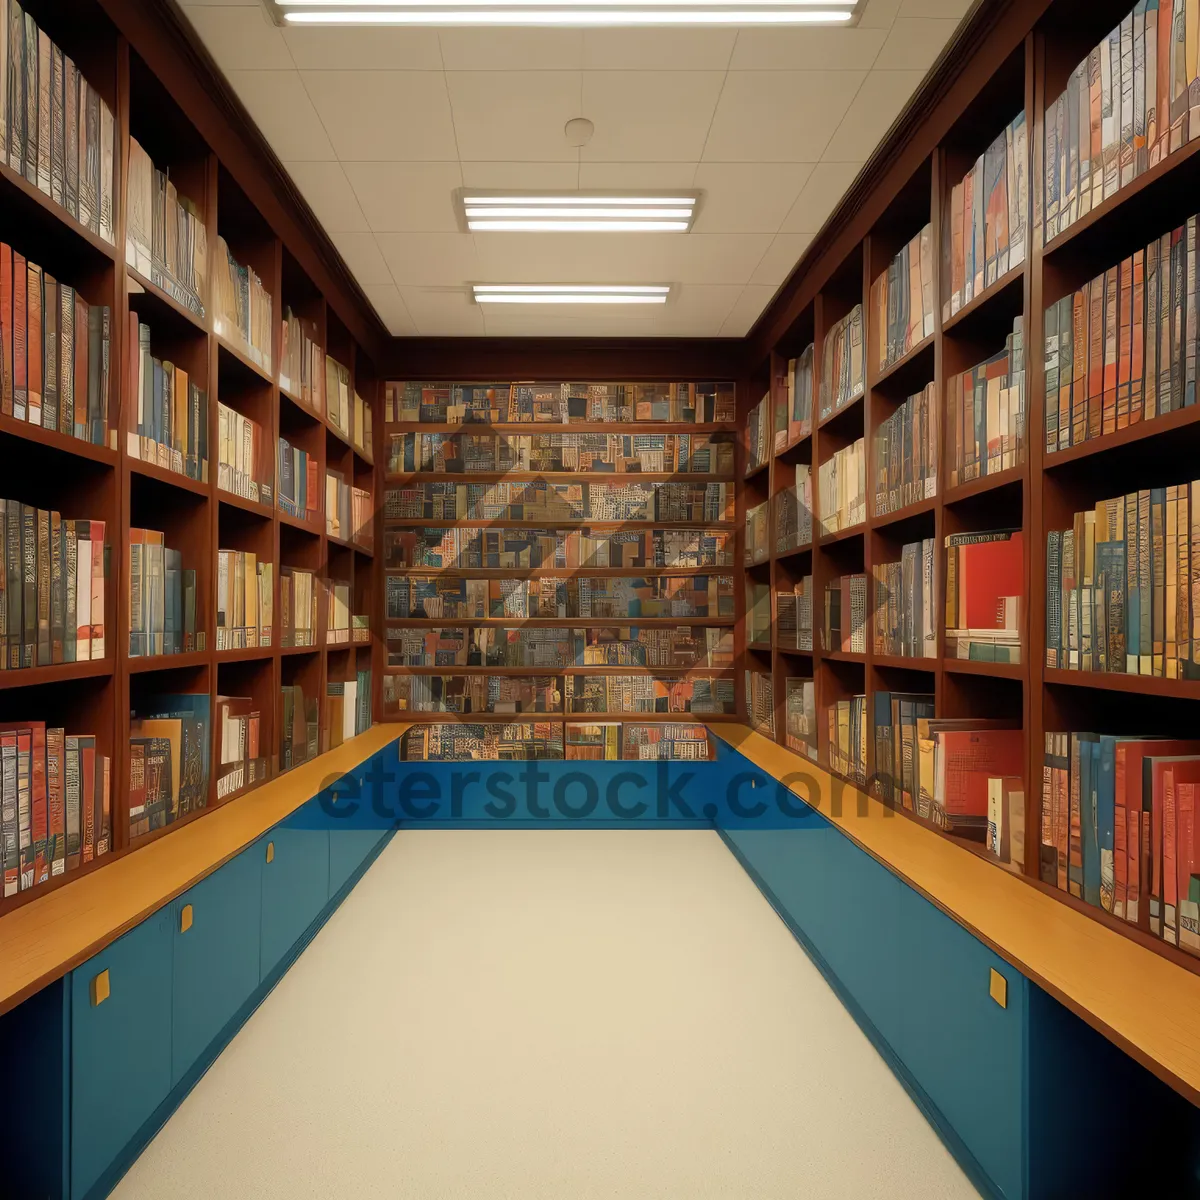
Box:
[128,531,200,658]
[325,470,372,547]
[746,668,774,738]
[874,383,936,518]
[1,721,110,895]
[1040,732,1200,950]
[384,480,734,524]
[1045,484,1198,678]
[747,581,770,644]
[827,695,868,787]
[326,356,352,441]
[873,539,937,659]
[946,315,1025,488]
[213,237,272,374]
[785,678,816,759]
[776,577,813,651]
[217,402,270,504]
[0,500,106,668]
[1,4,115,244]
[280,309,322,410]
[128,317,208,482]
[280,566,318,649]
[745,501,768,566]
[216,550,272,651]
[565,674,733,715]
[383,526,733,571]
[818,438,866,536]
[385,625,733,669]
[385,573,734,621]
[775,466,812,554]
[386,430,735,476]
[746,392,769,476]
[942,111,1028,320]
[398,722,716,762]
[822,573,868,655]
[872,691,934,812]
[870,223,934,374]
[325,578,353,646]
[216,693,265,803]
[276,436,320,524]
[129,693,213,836]
[777,344,814,451]
[945,529,1023,663]
[819,305,864,421]
[281,682,318,772]
[385,381,737,426]
[1,243,112,446]
[1043,4,1182,245]
[125,138,206,319]
[323,670,372,753]
[1044,224,1200,454]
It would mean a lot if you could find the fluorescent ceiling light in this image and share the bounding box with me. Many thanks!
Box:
[473,284,671,304]
[461,192,699,232]
[283,9,854,24]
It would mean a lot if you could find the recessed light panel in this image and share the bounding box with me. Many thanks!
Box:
[461,194,698,233]
[473,285,671,304]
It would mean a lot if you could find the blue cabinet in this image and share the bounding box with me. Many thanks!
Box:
[328,828,383,900]
[260,806,330,979]
[171,845,263,1089]
[70,907,173,1200]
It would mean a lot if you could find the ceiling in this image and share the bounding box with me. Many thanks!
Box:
[177,0,971,338]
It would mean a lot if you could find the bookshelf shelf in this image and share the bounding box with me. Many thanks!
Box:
[774,542,813,564]
[216,334,273,388]
[942,465,1023,505]
[774,430,812,460]
[279,386,322,425]
[128,456,209,498]
[816,394,864,438]
[0,415,119,466]
[824,650,868,664]
[942,658,1025,680]
[280,645,321,658]
[126,651,211,674]
[941,262,1024,337]
[278,510,321,536]
[818,524,866,547]
[873,654,937,672]
[869,494,937,531]
[1044,403,1200,468]
[778,647,814,659]
[126,267,207,336]
[214,647,275,664]
[744,460,769,483]
[869,332,935,393]
[217,491,274,521]
[0,661,114,692]
[0,159,119,267]
[386,422,738,436]
[1043,668,1200,701]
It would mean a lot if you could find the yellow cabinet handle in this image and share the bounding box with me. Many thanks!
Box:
[266,841,274,864]
[90,969,110,1007]
[180,904,193,933]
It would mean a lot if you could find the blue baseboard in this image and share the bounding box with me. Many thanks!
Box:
[717,828,1002,1200]
[82,829,396,1200]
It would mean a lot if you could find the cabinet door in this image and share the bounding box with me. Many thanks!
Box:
[328,827,383,899]
[171,846,263,1089]
[71,908,173,1200]
[260,809,330,979]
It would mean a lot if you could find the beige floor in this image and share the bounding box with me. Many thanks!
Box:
[113,829,978,1200]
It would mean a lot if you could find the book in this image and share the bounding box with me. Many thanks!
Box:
[817,305,864,419]
[213,236,272,371]
[871,224,934,373]
[873,382,937,517]
[873,539,937,659]
[817,438,866,535]
[744,391,769,476]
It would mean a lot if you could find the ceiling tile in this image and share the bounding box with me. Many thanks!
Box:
[445,71,582,163]
[226,71,336,162]
[750,232,813,285]
[460,162,582,189]
[728,28,887,71]
[330,233,394,287]
[665,283,746,323]
[399,287,486,336]
[182,6,292,71]
[858,0,904,27]
[576,162,696,189]
[664,233,775,284]
[284,161,369,234]
[377,232,480,287]
[719,284,777,336]
[874,18,962,70]
[779,161,862,233]
[827,70,925,162]
[581,30,736,71]
[898,0,971,16]
[438,29,585,71]
[703,71,865,163]
[581,71,725,162]
[361,284,418,336]
[282,27,443,71]
[691,163,814,233]
[302,71,458,161]
[343,162,463,233]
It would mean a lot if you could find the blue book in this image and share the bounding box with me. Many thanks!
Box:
[1095,737,1116,911]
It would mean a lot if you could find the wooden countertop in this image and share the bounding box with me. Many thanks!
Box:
[0,726,404,1017]
[710,723,1200,1106]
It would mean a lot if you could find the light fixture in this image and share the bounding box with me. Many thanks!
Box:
[460,193,699,233]
[473,285,671,305]
[276,1,856,26]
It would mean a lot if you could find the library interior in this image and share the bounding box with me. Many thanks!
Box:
[1,0,1200,1195]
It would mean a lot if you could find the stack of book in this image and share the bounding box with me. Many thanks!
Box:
[1045,484,1199,678]
[916,721,1022,842]
[276,437,320,523]
[217,403,269,503]
[775,465,812,554]
[213,237,271,372]
[745,668,774,738]
[873,383,937,517]
[324,676,369,750]
[872,691,935,810]
[745,392,769,476]
[827,695,867,785]
[817,439,866,535]
[124,139,206,318]
[747,581,771,645]
[216,694,264,800]
[564,674,733,715]
[784,679,816,759]
[779,344,814,450]
[128,693,210,839]
[744,501,769,565]
[872,539,936,659]
[1,244,112,446]
[325,469,371,544]
[0,721,111,895]
[324,578,351,646]
[943,111,1028,319]
[126,318,208,481]
[215,550,272,651]
[326,356,352,440]
[279,308,323,410]
[775,577,813,651]
[2,6,116,243]
[946,316,1025,487]
[280,566,317,648]
[822,573,868,654]
[870,223,934,373]
[281,683,318,770]
[127,530,199,657]
[819,305,864,421]
[945,529,1023,663]
[0,500,106,667]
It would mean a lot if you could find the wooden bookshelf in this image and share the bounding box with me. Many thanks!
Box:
[0,0,386,921]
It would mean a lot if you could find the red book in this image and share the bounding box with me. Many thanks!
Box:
[953,530,1024,629]
[936,728,1024,816]
[12,251,25,419]
[88,520,105,659]
[98,751,110,857]
[26,261,42,426]
[0,243,11,418]
[29,721,47,884]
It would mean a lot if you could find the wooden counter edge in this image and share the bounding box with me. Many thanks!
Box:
[709,722,1200,1107]
[0,725,407,1017]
